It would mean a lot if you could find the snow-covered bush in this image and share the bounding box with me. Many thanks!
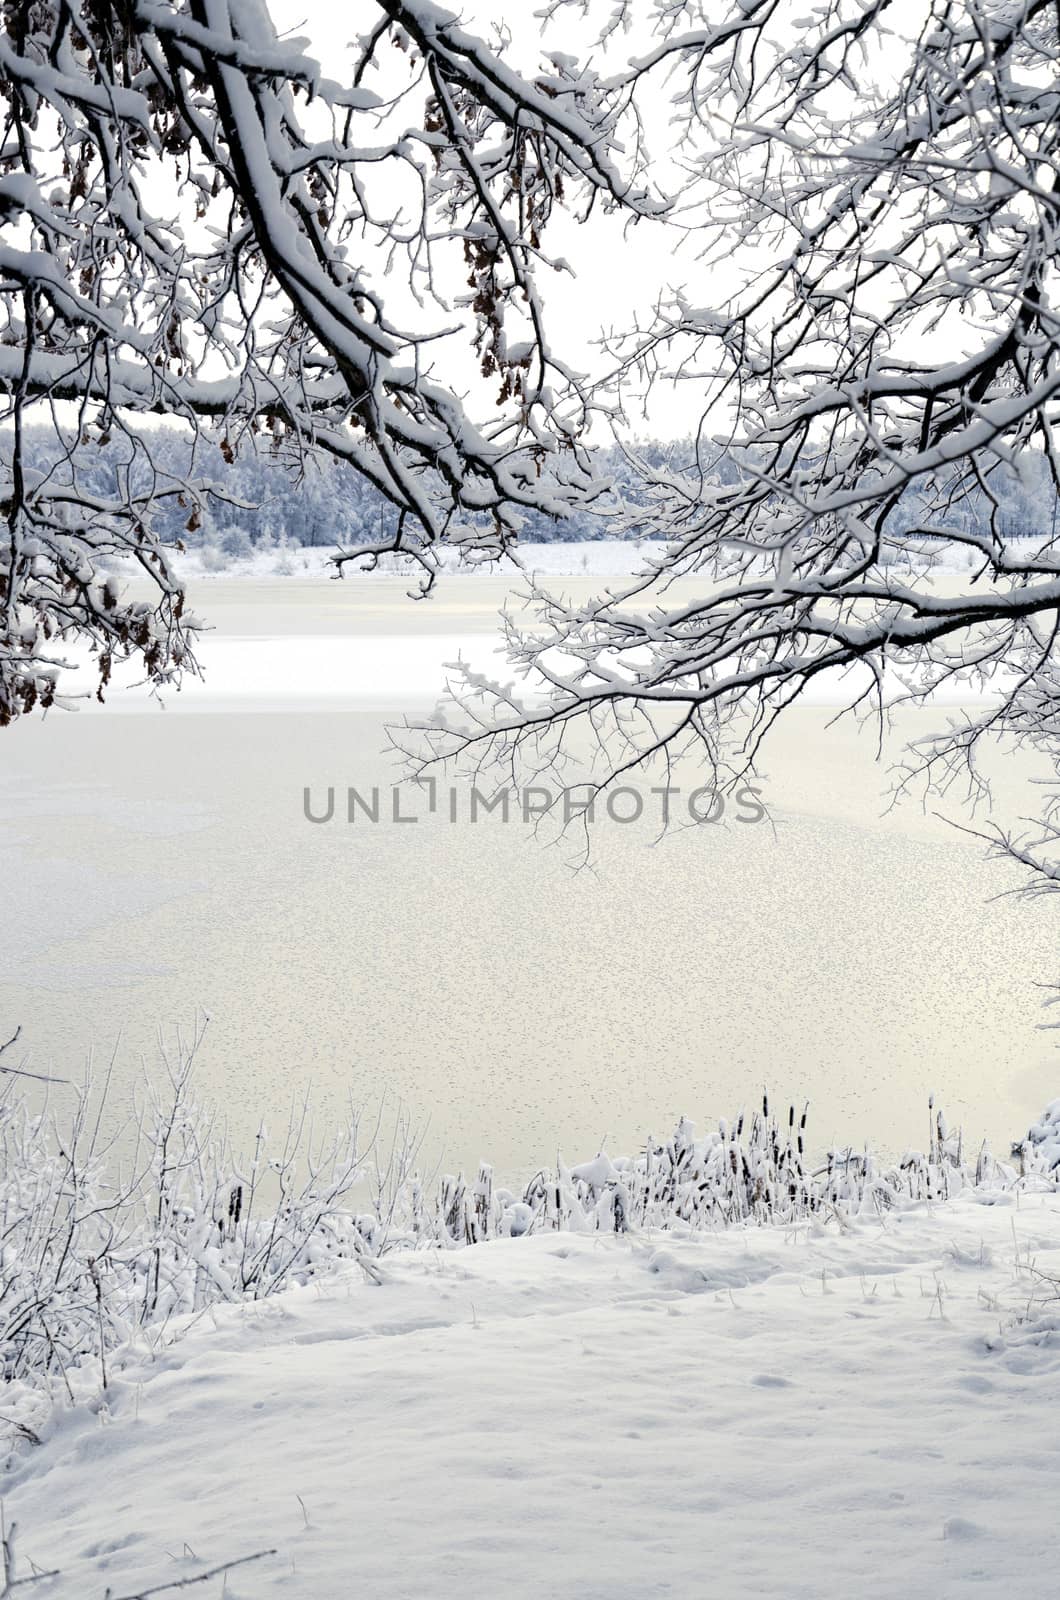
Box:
[194,543,229,574]
[0,1042,392,1397]
[1015,1101,1060,1173]
[431,1096,1019,1247]
[218,525,255,562]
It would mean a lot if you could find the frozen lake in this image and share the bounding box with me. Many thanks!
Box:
[1,569,1056,1180]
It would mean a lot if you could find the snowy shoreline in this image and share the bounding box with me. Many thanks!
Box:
[163,535,992,584]
[4,1187,1060,1598]
[168,538,667,582]
[2,1071,1059,1598]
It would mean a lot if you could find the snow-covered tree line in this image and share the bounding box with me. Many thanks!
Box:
[0,427,695,555]
[13,425,1059,561]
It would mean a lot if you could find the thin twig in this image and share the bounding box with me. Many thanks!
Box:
[103,1548,276,1599]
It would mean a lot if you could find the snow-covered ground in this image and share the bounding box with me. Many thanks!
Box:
[171,538,670,582]
[5,1188,1060,1598]
[168,536,986,584]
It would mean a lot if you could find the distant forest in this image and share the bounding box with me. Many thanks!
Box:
[9,426,1060,554]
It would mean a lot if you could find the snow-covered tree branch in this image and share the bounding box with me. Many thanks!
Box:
[0,0,657,721]
[405,0,1060,883]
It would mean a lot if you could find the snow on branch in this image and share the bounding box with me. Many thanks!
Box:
[0,0,659,720]
[406,0,1060,889]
